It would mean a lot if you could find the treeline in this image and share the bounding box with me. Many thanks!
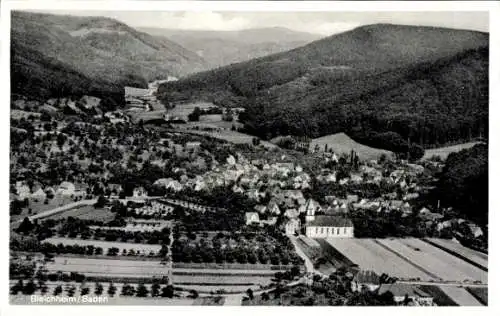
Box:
[433,143,488,225]
[239,48,488,149]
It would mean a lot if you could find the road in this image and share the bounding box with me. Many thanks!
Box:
[16,199,97,223]
[288,235,318,275]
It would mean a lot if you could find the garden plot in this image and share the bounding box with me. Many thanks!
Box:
[425,238,488,269]
[89,221,169,232]
[325,238,433,281]
[45,205,115,221]
[45,257,169,278]
[377,238,487,283]
[438,286,484,306]
[44,237,162,255]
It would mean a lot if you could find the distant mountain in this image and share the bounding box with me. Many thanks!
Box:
[138,27,322,68]
[158,24,489,149]
[11,11,208,107]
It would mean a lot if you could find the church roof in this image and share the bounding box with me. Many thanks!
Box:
[305,215,353,227]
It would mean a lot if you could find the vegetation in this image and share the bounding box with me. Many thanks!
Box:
[159,24,488,151]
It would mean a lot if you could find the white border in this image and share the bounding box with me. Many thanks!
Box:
[1,1,499,316]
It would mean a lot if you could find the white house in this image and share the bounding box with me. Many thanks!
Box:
[284,218,301,235]
[57,181,76,197]
[133,186,147,198]
[377,284,433,306]
[305,216,354,238]
[245,212,260,225]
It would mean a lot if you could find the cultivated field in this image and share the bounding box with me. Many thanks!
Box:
[376,238,487,283]
[44,257,169,278]
[310,133,392,161]
[423,142,483,160]
[173,128,276,148]
[11,196,76,222]
[466,287,488,305]
[424,238,488,270]
[438,286,484,306]
[43,237,162,254]
[325,238,432,281]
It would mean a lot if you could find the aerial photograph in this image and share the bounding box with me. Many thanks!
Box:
[8,8,488,307]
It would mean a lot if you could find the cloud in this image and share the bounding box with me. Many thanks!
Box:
[303,22,361,36]
[168,12,250,31]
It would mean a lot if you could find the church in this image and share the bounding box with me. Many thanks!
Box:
[304,199,354,238]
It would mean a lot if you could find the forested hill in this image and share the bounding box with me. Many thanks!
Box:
[158,24,489,149]
[11,11,208,107]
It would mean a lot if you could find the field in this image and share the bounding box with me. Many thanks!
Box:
[44,257,169,278]
[325,238,432,280]
[423,142,483,160]
[324,238,488,283]
[376,238,487,283]
[44,205,115,221]
[438,286,484,306]
[417,285,458,306]
[424,238,488,270]
[11,196,76,222]
[43,237,162,255]
[466,287,488,305]
[173,128,276,148]
[310,133,392,161]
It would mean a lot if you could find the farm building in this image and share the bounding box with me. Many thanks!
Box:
[305,216,354,238]
[377,284,434,306]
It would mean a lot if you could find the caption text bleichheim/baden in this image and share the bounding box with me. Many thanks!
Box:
[30,295,109,304]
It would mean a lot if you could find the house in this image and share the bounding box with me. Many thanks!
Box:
[260,217,278,226]
[301,198,322,222]
[305,216,354,238]
[284,218,301,235]
[185,141,201,151]
[267,201,281,215]
[377,284,433,306]
[351,270,380,292]
[31,187,46,201]
[346,195,359,204]
[467,223,484,238]
[245,212,260,225]
[254,205,267,214]
[57,181,76,197]
[284,209,299,219]
[133,186,147,198]
[16,182,31,200]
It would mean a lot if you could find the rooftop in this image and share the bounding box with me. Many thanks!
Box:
[305,215,353,227]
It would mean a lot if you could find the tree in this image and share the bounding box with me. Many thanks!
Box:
[261,292,270,301]
[17,217,34,234]
[161,285,174,298]
[94,283,103,295]
[121,283,136,296]
[188,107,202,122]
[151,282,161,297]
[188,289,199,299]
[136,283,149,297]
[408,144,424,161]
[94,195,108,208]
[10,280,24,295]
[54,285,63,296]
[246,288,254,300]
[107,283,117,297]
[81,286,90,296]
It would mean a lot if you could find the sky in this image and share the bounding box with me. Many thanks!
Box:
[34,11,488,36]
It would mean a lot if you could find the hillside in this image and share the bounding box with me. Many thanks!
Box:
[139,27,321,68]
[11,11,208,106]
[158,24,489,150]
[310,133,392,161]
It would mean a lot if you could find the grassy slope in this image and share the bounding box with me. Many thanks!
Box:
[310,133,392,161]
